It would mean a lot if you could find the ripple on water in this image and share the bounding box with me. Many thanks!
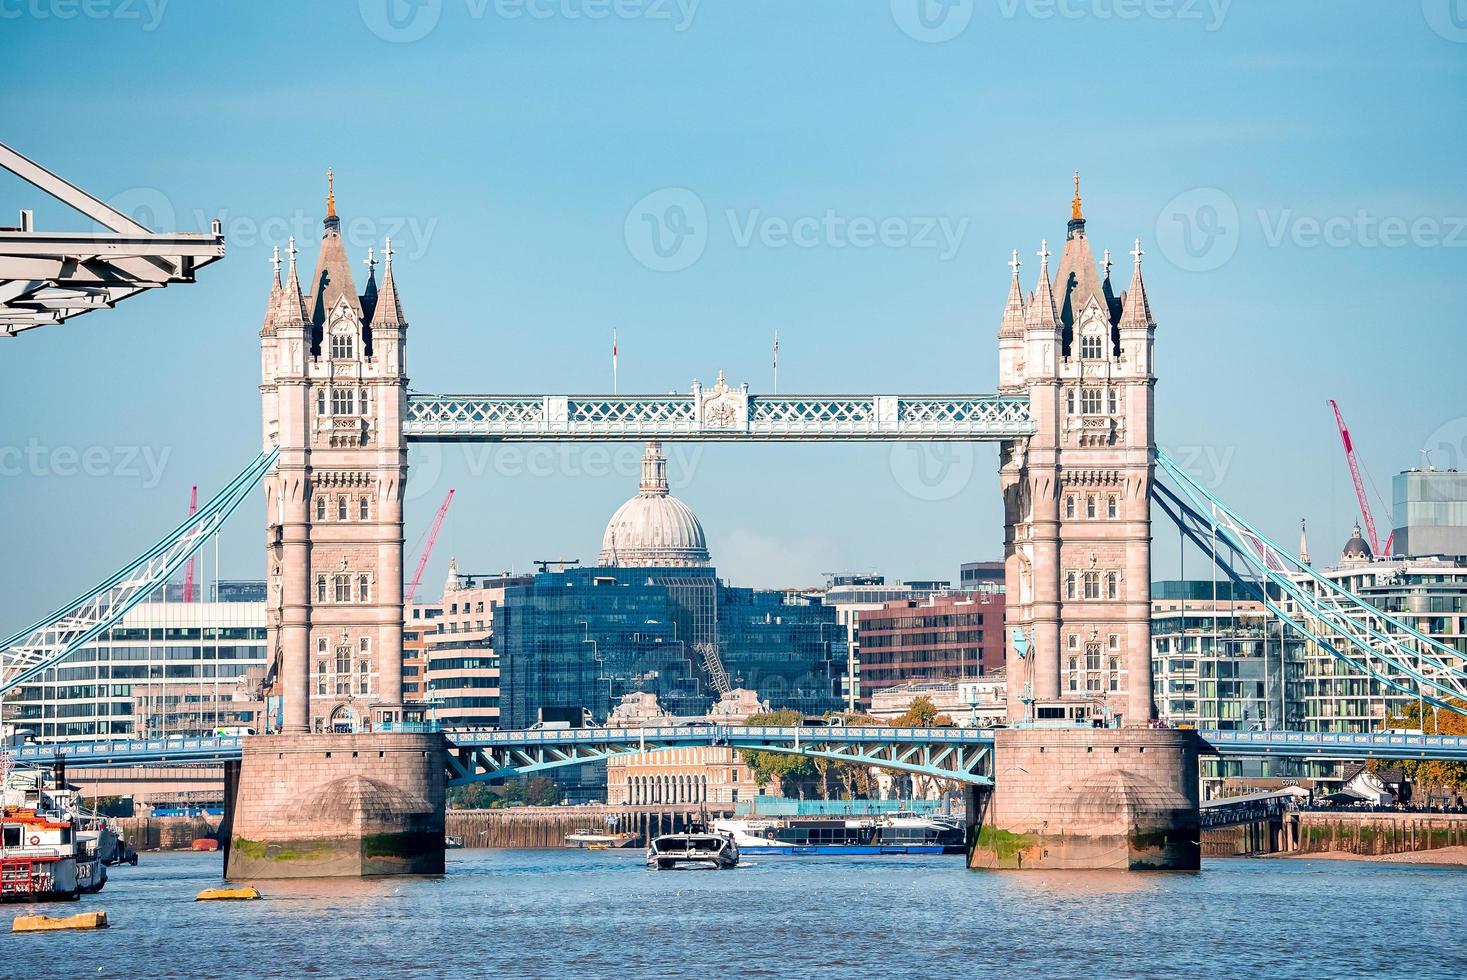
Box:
[3,851,1465,979]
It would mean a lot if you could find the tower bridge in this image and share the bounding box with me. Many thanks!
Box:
[7,173,1467,877]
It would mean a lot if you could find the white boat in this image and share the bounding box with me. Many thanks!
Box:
[713,810,965,855]
[646,828,739,869]
[564,829,639,848]
[2,806,104,901]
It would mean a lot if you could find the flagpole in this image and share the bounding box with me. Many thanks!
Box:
[772,329,779,394]
[612,329,619,395]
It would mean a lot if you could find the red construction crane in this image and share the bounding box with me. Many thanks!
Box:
[405,489,455,605]
[182,484,198,602]
[1328,400,1394,558]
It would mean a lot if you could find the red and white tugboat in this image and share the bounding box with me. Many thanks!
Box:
[1,806,95,901]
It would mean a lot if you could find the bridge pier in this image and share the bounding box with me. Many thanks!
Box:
[223,733,446,879]
[968,728,1202,871]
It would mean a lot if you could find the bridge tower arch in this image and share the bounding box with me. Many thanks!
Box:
[1000,179,1157,728]
[259,178,409,735]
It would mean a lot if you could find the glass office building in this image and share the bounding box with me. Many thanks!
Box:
[497,567,845,729]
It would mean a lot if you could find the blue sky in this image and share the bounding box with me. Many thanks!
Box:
[1,1,1464,630]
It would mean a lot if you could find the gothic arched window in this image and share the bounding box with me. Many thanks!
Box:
[316,496,326,521]
[337,496,348,521]
[331,331,354,360]
[359,496,370,520]
[1080,333,1103,359]
[1107,495,1119,519]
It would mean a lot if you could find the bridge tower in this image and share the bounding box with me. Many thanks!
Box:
[978,180,1201,870]
[228,179,443,879]
[259,174,408,734]
[999,176,1156,728]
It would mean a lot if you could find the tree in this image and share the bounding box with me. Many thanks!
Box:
[1376,699,1467,795]
[741,709,817,795]
[889,695,940,728]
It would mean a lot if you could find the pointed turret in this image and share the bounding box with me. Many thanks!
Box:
[1026,239,1060,332]
[281,236,310,327]
[999,249,1027,339]
[369,236,407,330]
[306,169,364,329]
[1299,518,1312,566]
[1118,238,1155,329]
[260,245,284,337]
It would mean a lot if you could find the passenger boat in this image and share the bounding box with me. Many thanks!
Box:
[1,807,105,901]
[564,829,639,849]
[712,811,964,856]
[646,827,739,870]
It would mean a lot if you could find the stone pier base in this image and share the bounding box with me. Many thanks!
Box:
[968,728,1202,871]
[224,732,445,880]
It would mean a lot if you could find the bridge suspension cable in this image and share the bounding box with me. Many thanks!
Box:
[0,449,280,697]
[1154,449,1467,713]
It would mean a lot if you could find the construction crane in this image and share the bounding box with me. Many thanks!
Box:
[405,489,455,605]
[182,485,198,602]
[1328,400,1394,558]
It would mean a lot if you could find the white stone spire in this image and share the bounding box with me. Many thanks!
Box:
[639,441,670,495]
[1299,518,1311,566]
[443,556,461,596]
[999,249,1027,339]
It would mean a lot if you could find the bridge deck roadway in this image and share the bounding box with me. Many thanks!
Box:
[9,727,1467,772]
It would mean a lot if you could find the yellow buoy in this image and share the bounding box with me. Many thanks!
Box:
[13,911,109,932]
[195,886,262,901]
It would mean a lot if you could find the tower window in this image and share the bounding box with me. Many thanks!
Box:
[1065,389,1076,415]
[1107,495,1118,519]
[1081,388,1102,414]
[1080,334,1103,359]
[359,496,370,520]
[1106,572,1119,600]
[316,496,327,521]
[331,388,355,416]
[337,496,348,521]
[1086,496,1097,519]
[357,574,371,602]
[316,389,327,415]
[1066,572,1077,600]
[360,388,372,416]
[1065,496,1076,519]
[331,332,354,360]
[316,576,327,603]
[334,575,351,603]
[1108,389,1120,415]
[1083,571,1101,600]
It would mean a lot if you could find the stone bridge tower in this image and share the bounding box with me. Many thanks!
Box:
[977,180,1200,871]
[258,173,409,735]
[231,178,442,880]
[998,176,1156,728]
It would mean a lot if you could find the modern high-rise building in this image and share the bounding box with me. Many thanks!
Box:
[404,562,532,729]
[854,592,1005,708]
[4,588,268,742]
[1392,468,1467,560]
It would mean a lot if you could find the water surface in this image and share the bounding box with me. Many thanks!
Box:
[3,850,1462,978]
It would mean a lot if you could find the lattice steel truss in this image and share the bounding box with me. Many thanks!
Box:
[405,391,1033,442]
[0,450,279,697]
[0,141,225,335]
[1155,449,1467,713]
[445,725,997,786]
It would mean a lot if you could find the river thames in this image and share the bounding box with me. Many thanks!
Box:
[4,850,1464,978]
